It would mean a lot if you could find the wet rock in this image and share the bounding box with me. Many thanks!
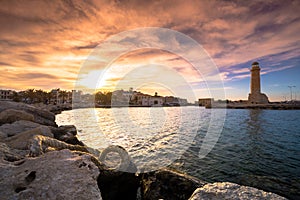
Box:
[99,145,137,172]
[98,169,140,200]
[0,109,34,125]
[142,168,205,200]
[4,126,53,150]
[189,182,287,200]
[49,125,84,146]
[0,101,56,126]
[0,120,41,137]
[0,149,101,200]
[98,145,139,200]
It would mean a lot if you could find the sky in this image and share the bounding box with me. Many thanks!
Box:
[0,0,299,102]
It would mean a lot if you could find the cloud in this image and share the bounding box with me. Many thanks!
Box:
[0,0,299,98]
[16,73,58,80]
[262,65,295,74]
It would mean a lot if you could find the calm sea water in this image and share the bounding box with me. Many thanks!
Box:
[56,107,300,199]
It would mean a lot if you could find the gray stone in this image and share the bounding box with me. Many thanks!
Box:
[0,109,34,125]
[0,131,6,141]
[0,120,41,137]
[189,182,286,200]
[4,126,53,150]
[0,142,27,162]
[0,101,56,126]
[49,125,84,146]
[0,149,102,200]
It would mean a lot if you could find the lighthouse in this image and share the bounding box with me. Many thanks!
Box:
[248,62,269,104]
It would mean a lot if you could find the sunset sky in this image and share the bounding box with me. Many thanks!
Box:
[0,0,299,102]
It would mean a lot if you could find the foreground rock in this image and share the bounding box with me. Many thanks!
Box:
[49,125,84,145]
[0,150,101,200]
[4,126,53,150]
[98,169,140,200]
[0,101,56,126]
[142,168,206,200]
[0,109,34,125]
[33,102,72,114]
[97,145,139,200]
[0,131,6,140]
[0,142,27,162]
[189,182,287,200]
[0,120,41,137]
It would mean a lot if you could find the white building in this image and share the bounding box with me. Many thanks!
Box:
[149,96,164,106]
[164,96,188,106]
[112,89,133,105]
[72,90,82,103]
[0,90,13,101]
[133,92,164,106]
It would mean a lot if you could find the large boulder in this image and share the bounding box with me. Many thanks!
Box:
[0,120,41,137]
[4,126,53,150]
[189,182,286,200]
[0,150,102,200]
[49,125,84,146]
[142,168,205,200]
[97,145,139,200]
[0,101,56,126]
[0,109,34,125]
[98,169,140,200]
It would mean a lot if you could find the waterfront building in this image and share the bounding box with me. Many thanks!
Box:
[248,62,269,104]
[164,96,188,106]
[178,98,188,106]
[112,89,133,105]
[133,92,151,106]
[132,92,164,106]
[149,95,164,106]
[72,90,82,103]
[198,98,214,107]
[0,89,13,101]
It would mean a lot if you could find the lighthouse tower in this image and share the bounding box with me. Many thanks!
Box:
[248,62,269,104]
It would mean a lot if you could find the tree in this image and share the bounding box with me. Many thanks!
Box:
[59,90,68,104]
[95,91,112,105]
[35,89,48,103]
[11,91,21,102]
[24,89,36,103]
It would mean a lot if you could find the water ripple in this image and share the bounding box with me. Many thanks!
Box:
[56,107,300,199]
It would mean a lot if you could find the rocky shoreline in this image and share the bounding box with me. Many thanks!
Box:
[0,101,287,200]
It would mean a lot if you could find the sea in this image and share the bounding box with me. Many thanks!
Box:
[56,107,300,199]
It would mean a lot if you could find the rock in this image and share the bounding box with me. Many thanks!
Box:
[33,103,72,114]
[0,131,6,141]
[99,145,137,172]
[142,168,205,200]
[0,149,102,200]
[98,169,140,200]
[0,109,34,125]
[0,120,41,137]
[0,142,27,162]
[4,126,53,150]
[97,145,139,200]
[49,125,85,146]
[189,182,287,200]
[0,101,56,126]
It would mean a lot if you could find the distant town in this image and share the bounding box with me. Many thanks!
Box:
[1,62,299,109]
[0,88,190,107]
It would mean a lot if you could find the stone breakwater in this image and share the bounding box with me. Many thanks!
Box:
[0,101,287,200]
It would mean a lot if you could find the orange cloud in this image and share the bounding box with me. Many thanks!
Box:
[0,0,298,102]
